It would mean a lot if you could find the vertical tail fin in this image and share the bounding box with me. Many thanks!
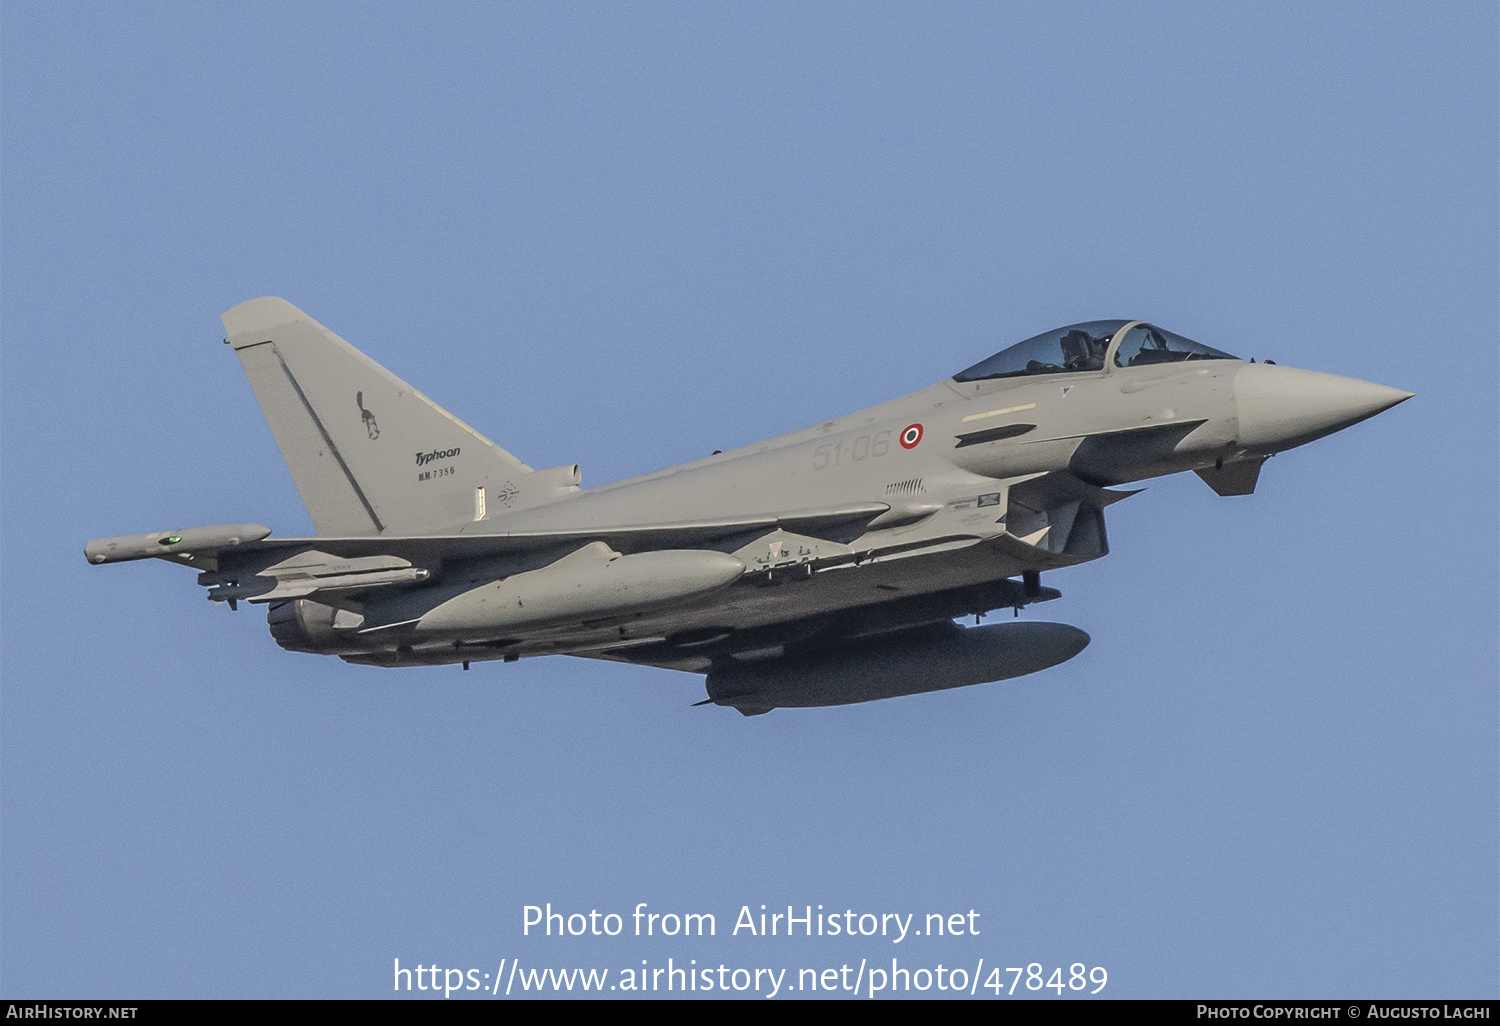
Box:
[222,297,533,535]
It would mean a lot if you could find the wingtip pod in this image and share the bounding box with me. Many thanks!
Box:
[221,297,307,340]
[85,524,272,564]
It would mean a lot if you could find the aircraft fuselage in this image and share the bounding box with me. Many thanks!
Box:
[85,305,1410,712]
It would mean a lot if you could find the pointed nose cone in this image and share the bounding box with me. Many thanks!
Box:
[1234,363,1412,451]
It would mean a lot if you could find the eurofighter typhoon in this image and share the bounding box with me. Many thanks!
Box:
[86,299,1410,714]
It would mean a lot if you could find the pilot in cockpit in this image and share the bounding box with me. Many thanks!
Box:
[1059,329,1109,372]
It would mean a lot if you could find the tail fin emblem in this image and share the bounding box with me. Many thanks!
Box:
[356,391,380,439]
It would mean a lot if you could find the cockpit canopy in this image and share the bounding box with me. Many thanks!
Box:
[953,321,1237,381]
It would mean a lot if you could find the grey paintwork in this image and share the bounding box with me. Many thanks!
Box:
[86,300,1411,713]
[85,523,271,566]
[705,621,1091,715]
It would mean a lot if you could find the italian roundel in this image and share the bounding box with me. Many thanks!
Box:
[899,423,924,449]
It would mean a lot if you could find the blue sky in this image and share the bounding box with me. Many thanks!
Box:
[2,1,1495,999]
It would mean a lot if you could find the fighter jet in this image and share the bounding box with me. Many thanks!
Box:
[85,299,1410,714]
